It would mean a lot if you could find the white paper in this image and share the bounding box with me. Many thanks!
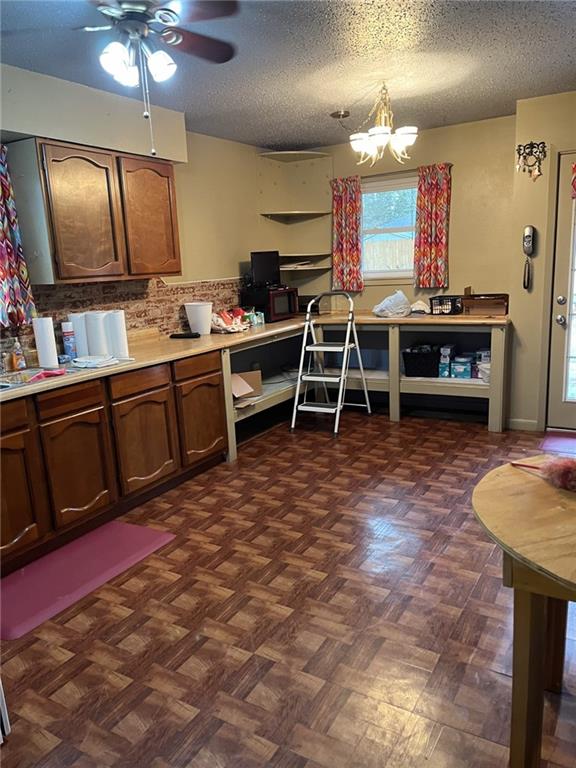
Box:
[105,310,130,359]
[33,317,59,368]
[231,373,255,398]
[68,313,89,357]
[85,311,110,356]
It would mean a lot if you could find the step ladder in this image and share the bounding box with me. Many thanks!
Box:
[290,291,371,435]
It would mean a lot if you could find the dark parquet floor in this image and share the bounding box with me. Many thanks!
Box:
[2,413,575,768]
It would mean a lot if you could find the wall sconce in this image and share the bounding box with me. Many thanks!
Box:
[516,141,547,181]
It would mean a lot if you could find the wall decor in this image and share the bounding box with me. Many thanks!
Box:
[516,141,547,181]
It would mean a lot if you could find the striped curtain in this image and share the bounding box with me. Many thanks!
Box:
[414,163,452,289]
[331,175,364,292]
[0,144,35,328]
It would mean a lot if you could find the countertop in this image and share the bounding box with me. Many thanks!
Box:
[0,312,510,402]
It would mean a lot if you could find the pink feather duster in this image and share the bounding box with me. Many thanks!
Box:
[511,457,576,492]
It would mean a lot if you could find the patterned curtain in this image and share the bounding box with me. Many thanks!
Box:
[331,175,364,292]
[0,144,36,328]
[414,163,452,289]
[571,163,576,200]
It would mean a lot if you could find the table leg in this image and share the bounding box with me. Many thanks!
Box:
[545,597,568,694]
[510,589,547,768]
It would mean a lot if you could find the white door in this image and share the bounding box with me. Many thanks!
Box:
[548,153,576,429]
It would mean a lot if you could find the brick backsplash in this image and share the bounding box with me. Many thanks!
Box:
[1,277,241,356]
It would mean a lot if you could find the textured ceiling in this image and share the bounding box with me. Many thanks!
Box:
[1,0,575,149]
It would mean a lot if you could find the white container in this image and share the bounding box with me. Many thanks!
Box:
[185,302,213,335]
[32,317,59,368]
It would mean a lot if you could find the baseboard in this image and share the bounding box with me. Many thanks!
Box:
[506,418,541,431]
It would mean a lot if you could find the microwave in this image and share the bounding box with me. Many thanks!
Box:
[240,286,298,322]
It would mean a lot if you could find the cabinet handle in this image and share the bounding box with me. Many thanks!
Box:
[0,524,35,551]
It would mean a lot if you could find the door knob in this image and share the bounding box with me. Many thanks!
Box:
[556,314,567,326]
[557,295,567,305]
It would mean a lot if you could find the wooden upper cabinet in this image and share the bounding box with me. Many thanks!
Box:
[119,157,181,276]
[40,406,118,529]
[41,143,127,280]
[1,426,51,558]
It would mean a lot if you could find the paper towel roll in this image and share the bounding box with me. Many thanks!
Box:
[85,311,110,356]
[68,313,89,357]
[33,317,59,369]
[105,310,130,360]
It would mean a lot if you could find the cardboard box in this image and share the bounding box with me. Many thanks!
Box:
[439,362,451,378]
[450,362,472,379]
[231,370,263,399]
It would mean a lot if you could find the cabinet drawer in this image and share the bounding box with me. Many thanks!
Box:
[173,352,221,382]
[109,364,170,401]
[36,380,104,422]
[1,398,30,433]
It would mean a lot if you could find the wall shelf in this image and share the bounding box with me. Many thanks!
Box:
[280,265,332,272]
[260,211,331,223]
[258,151,330,163]
[280,252,332,259]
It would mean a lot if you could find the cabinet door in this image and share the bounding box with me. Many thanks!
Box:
[119,156,181,276]
[1,428,51,557]
[42,143,127,279]
[112,386,180,495]
[175,372,228,466]
[40,407,117,529]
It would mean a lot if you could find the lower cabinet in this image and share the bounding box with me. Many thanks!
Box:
[175,372,227,466]
[0,427,51,556]
[40,406,117,529]
[112,385,180,495]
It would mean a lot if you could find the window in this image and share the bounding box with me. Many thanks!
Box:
[361,174,418,280]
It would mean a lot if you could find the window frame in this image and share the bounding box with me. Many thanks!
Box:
[361,173,418,283]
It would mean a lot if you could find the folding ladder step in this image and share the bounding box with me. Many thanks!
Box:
[305,342,355,353]
[298,402,339,414]
[301,372,342,383]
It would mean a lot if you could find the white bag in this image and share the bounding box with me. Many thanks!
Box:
[372,290,412,318]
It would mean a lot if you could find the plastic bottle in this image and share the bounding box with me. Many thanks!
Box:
[61,321,77,359]
[11,340,27,370]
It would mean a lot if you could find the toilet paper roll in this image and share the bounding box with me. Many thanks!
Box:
[105,310,130,360]
[68,313,89,357]
[32,317,59,369]
[85,311,110,356]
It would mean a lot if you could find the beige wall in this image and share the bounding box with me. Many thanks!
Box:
[0,65,187,162]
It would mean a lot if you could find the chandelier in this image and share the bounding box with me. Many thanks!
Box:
[333,83,418,166]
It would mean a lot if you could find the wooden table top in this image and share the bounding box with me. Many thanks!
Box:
[472,457,576,592]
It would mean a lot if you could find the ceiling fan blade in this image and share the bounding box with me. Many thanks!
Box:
[75,24,114,31]
[156,1,238,23]
[160,27,235,63]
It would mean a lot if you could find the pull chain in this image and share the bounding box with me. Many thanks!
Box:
[138,42,157,156]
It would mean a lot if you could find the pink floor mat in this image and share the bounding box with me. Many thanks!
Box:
[540,432,576,456]
[0,521,175,640]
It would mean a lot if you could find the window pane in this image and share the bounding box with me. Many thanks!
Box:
[361,185,417,274]
[362,230,415,274]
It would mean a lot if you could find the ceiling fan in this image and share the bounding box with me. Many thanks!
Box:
[83,0,238,84]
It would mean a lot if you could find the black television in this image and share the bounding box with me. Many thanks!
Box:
[250,251,281,287]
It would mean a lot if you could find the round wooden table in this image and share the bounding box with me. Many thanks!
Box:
[472,457,576,768]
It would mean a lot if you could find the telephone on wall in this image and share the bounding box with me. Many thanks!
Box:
[523,226,536,290]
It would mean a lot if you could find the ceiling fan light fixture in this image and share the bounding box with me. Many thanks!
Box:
[114,63,140,87]
[99,40,129,76]
[145,49,178,82]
